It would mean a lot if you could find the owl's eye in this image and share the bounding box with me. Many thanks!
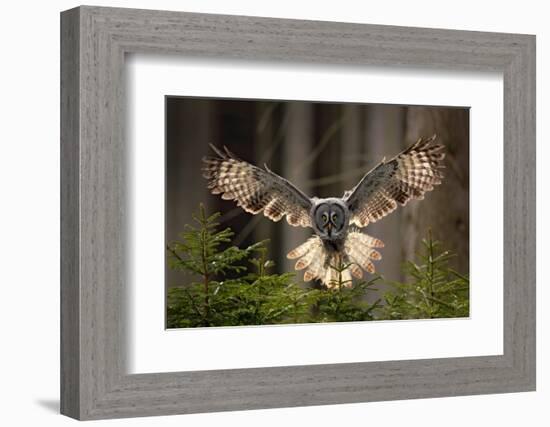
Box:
[331,212,338,222]
[321,213,328,223]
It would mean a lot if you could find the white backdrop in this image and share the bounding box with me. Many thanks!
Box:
[0,0,546,426]
[128,56,503,373]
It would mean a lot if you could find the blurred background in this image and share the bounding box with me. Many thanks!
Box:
[165,97,469,302]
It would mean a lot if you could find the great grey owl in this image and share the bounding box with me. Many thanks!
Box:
[202,135,445,288]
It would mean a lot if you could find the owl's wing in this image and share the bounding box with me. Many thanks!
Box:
[202,145,313,228]
[344,135,445,227]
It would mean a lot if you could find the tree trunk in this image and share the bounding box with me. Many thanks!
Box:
[281,103,314,275]
[402,107,470,275]
[363,105,406,285]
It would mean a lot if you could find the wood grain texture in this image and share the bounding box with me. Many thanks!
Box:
[60,7,80,419]
[60,6,536,420]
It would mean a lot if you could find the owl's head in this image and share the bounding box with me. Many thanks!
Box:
[311,198,349,241]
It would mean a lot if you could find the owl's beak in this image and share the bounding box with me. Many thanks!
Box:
[324,222,333,237]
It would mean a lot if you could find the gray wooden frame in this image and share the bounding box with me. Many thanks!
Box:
[60,5,536,420]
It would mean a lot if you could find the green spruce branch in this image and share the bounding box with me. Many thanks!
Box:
[380,229,470,320]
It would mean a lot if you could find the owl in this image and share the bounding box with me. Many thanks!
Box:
[202,135,445,288]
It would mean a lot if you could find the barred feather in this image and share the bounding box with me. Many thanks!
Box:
[287,231,384,288]
[344,135,445,227]
[286,236,327,283]
[287,237,318,259]
[343,231,385,279]
[203,145,312,227]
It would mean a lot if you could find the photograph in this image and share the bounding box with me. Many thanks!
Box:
[165,97,470,328]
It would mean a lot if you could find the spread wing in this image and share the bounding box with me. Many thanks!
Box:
[202,145,313,228]
[344,135,445,227]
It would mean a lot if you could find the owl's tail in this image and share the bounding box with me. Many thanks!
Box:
[287,231,384,289]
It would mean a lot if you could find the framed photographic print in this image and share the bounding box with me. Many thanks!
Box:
[163,98,467,330]
[60,6,535,420]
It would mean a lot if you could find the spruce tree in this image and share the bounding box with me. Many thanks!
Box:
[380,230,470,320]
[166,204,264,327]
